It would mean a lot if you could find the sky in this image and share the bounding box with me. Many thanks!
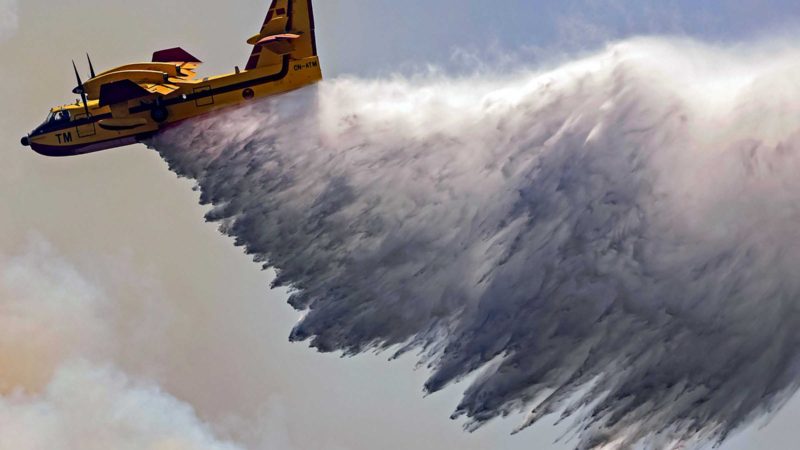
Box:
[3,1,800,449]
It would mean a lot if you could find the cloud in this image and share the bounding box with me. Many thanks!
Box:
[0,0,18,41]
[151,37,800,448]
[0,238,243,450]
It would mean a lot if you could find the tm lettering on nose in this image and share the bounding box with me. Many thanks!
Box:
[57,132,73,144]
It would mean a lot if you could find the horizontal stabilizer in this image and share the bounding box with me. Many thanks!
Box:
[99,79,152,107]
[152,47,202,64]
[255,33,301,55]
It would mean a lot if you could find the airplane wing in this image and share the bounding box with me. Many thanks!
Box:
[81,56,198,103]
[84,70,183,103]
[98,79,153,107]
[140,83,181,96]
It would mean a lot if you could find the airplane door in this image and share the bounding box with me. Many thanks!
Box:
[193,85,214,107]
[74,113,96,138]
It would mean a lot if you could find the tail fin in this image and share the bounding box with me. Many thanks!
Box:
[245,0,318,70]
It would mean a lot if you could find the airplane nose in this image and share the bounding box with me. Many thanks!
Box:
[21,136,30,147]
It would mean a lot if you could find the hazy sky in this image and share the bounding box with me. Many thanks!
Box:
[2,1,800,449]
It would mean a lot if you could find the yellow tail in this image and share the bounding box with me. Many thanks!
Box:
[245,0,318,71]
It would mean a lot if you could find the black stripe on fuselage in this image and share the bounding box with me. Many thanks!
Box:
[38,55,291,135]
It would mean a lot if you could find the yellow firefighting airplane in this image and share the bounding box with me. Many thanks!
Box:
[21,0,321,157]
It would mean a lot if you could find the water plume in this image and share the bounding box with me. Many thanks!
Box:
[150,38,800,448]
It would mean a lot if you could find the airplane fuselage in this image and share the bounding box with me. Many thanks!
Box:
[22,54,321,157]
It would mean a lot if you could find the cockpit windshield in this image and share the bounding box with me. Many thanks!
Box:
[32,109,73,136]
[45,110,71,124]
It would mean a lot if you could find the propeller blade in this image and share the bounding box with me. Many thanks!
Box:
[72,60,83,92]
[72,60,91,117]
[87,53,96,79]
[80,91,90,117]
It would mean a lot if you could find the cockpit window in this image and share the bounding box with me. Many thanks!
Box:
[33,109,73,136]
[44,110,70,124]
[53,110,70,122]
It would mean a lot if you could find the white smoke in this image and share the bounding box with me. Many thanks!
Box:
[0,238,243,450]
[0,363,242,450]
[0,0,17,41]
[150,37,800,449]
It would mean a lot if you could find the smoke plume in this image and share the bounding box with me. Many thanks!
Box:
[0,239,244,450]
[150,38,800,449]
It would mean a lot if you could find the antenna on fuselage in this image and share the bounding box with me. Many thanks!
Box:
[87,53,96,79]
[72,60,91,117]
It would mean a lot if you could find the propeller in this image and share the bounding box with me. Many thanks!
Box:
[72,60,91,117]
[87,53,96,79]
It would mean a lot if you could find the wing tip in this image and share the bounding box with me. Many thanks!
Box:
[152,47,203,64]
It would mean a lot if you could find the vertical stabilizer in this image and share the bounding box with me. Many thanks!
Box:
[246,0,318,70]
